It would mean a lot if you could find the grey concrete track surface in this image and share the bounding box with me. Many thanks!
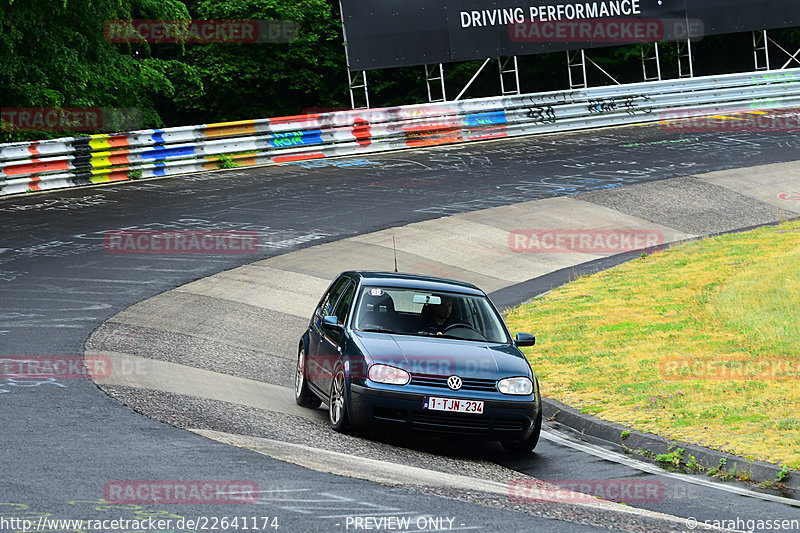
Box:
[2,124,800,532]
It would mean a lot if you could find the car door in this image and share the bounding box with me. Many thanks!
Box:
[307,276,350,391]
[315,280,357,396]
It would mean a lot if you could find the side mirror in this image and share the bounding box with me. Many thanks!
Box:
[515,333,536,347]
[322,315,342,330]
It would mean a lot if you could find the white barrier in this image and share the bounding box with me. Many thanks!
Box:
[2,68,800,196]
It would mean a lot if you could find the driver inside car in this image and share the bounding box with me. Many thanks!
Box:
[421,295,455,335]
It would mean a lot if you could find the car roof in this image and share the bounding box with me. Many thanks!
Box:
[342,271,485,296]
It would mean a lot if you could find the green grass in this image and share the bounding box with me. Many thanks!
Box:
[504,220,800,468]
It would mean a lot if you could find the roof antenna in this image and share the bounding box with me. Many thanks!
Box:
[392,236,398,273]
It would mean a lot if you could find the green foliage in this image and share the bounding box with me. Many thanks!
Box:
[777,465,791,482]
[707,457,735,480]
[167,0,347,124]
[655,447,684,468]
[216,153,238,169]
[0,0,196,141]
[686,455,703,473]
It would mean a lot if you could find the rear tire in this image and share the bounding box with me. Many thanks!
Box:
[328,368,349,433]
[295,346,321,408]
[501,408,542,453]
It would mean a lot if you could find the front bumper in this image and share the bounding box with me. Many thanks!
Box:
[349,382,540,441]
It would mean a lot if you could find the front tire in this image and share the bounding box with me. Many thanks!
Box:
[501,408,542,453]
[295,346,321,408]
[328,368,349,432]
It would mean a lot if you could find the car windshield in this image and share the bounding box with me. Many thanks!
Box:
[353,287,510,343]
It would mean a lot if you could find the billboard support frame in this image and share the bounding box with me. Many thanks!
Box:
[641,43,663,81]
[753,29,800,71]
[677,40,695,78]
[569,50,622,89]
[454,58,493,101]
[453,57,521,101]
[773,37,800,70]
[641,40,694,81]
[425,64,447,103]
[499,56,521,96]
[567,50,588,89]
[753,30,770,70]
[347,69,370,109]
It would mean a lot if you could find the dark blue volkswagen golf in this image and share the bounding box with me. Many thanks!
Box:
[295,271,542,452]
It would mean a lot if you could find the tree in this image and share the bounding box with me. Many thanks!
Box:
[0,0,199,141]
[165,0,347,124]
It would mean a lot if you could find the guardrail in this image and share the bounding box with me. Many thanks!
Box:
[2,68,800,197]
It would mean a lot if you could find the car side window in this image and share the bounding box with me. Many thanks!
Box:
[331,282,356,325]
[318,277,349,318]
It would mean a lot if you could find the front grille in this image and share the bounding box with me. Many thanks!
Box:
[411,411,490,434]
[410,375,498,392]
[494,418,527,432]
[397,412,529,436]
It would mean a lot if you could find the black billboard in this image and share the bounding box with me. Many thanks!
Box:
[340,0,800,70]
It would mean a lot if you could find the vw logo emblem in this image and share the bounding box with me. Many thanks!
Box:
[447,375,462,390]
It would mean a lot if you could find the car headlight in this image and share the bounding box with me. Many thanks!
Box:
[368,364,410,385]
[498,377,533,395]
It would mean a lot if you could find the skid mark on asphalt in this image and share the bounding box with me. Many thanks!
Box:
[0,378,68,397]
[264,490,406,515]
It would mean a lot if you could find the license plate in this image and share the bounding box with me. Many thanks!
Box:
[423,396,484,414]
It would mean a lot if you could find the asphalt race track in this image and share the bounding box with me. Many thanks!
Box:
[2,122,800,532]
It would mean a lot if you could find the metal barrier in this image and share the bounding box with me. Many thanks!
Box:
[2,68,800,197]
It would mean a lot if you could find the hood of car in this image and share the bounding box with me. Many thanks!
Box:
[353,332,531,380]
